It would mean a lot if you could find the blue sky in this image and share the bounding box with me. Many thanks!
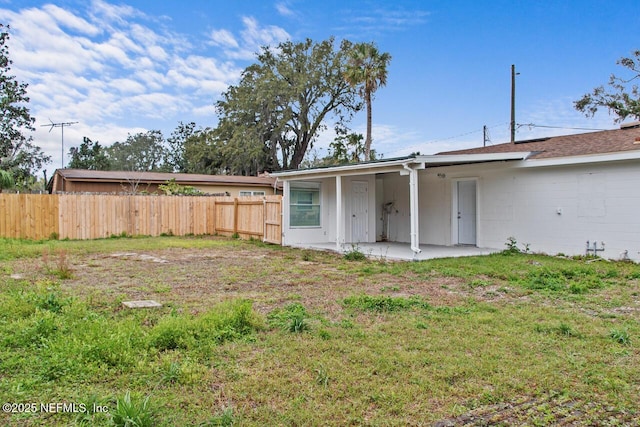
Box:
[1,0,639,175]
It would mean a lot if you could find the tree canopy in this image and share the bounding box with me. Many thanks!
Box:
[0,24,50,185]
[106,130,169,172]
[575,50,640,122]
[68,137,112,170]
[214,37,361,171]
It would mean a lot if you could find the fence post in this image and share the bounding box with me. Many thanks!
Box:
[233,197,238,235]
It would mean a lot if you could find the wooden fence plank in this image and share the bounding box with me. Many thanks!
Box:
[0,194,281,242]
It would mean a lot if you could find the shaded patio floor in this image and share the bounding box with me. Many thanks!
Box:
[288,242,501,261]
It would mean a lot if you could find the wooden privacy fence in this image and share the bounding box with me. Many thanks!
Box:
[0,194,282,243]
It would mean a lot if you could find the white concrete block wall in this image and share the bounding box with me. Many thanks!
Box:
[420,162,640,261]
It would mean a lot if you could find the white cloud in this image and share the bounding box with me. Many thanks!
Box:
[42,4,100,36]
[275,2,295,17]
[108,78,146,94]
[241,16,289,48]
[335,6,430,37]
[89,0,142,27]
[192,104,217,117]
[210,16,290,60]
[210,29,239,48]
[1,1,249,173]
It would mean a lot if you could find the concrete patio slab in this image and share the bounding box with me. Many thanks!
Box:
[289,242,501,261]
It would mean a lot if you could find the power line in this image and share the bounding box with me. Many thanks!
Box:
[517,123,609,132]
[425,122,507,145]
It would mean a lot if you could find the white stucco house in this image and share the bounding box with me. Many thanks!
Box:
[272,123,640,261]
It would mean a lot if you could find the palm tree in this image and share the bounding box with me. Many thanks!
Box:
[0,169,14,193]
[344,42,391,160]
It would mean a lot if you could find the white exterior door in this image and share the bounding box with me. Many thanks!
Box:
[351,181,368,243]
[457,180,477,245]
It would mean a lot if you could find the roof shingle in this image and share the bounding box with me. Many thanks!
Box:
[438,125,640,159]
[55,169,278,187]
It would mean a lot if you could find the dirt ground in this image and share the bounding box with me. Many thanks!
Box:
[11,243,483,317]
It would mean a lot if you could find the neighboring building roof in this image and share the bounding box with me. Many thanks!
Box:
[438,123,640,159]
[53,169,279,188]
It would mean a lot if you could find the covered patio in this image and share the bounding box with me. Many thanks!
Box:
[273,153,529,259]
[288,241,501,261]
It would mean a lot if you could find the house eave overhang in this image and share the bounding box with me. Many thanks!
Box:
[272,152,532,180]
[416,152,532,166]
[517,149,640,168]
[272,157,419,180]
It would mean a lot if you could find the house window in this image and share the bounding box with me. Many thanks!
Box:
[290,182,320,227]
[239,191,266,196]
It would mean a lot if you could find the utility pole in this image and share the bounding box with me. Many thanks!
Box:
[510,64,519,143]
[41,120,78,169]
[483,125,490,147]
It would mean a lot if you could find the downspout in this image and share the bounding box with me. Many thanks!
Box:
[402,163,422,256]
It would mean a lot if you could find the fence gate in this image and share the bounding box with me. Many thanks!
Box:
[263,197,282,244]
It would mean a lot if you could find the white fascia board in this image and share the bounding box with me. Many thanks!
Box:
[272,152,532,180]
[416,152,532,164]
[271,158,417,180]
[517,150,640,168]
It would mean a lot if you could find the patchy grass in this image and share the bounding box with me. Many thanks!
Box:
[0,236,639,425]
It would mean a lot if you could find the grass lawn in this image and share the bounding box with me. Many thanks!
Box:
[0,235,639,426]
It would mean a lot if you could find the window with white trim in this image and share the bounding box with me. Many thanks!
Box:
[290,182,321,227]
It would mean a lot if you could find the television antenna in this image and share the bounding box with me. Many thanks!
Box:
[41,120,78,168]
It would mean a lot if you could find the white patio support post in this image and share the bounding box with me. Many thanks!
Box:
[282,180,290,246]
[335,175,343,252]
[402,164,421,257]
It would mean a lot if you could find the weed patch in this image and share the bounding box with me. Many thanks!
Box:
[148,299,263,351]
[609,328,631,345]
[112,391,154,427]
[342,294,430,312]
[268,303,310,332]
[343,245,367,261]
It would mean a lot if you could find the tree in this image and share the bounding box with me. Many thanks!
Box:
[165,122,197,173]
[344,42,391,159]
[182,128,224,175]
[107,130,169,172]
[0,168,13,192]
[0,24,50,183]
[327,132,371,164]
[68,137,111,170]
[215,37,360,171]
[575,50,640,122]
